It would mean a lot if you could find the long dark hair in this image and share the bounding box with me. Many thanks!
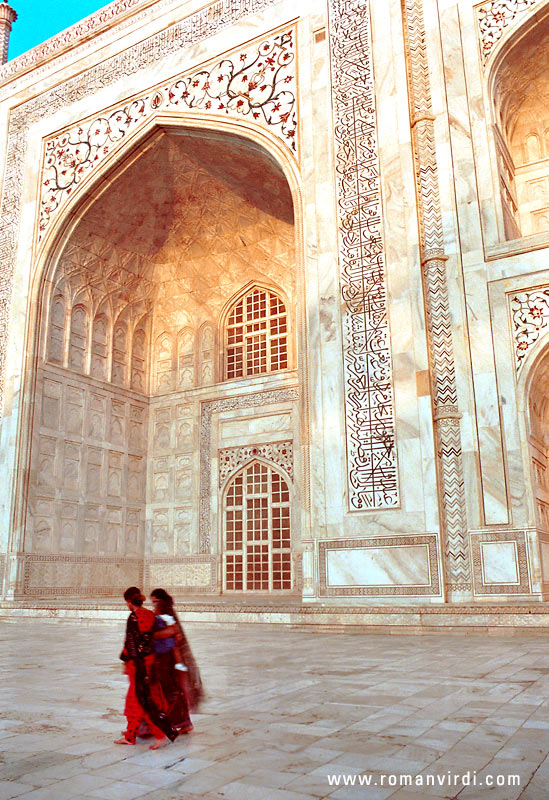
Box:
[124,586,144,606]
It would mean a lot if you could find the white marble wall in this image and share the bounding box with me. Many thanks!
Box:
[0,0,549,603]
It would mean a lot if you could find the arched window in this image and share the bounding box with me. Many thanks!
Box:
[225,287,288,379]
[224,461,291,592]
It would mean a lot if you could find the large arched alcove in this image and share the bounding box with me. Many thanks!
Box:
[525,342,549,530]
[490,10,549,239]
[24,126,298,594]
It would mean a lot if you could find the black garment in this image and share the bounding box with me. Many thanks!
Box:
[155,651,192,729]
[121,611,178,742]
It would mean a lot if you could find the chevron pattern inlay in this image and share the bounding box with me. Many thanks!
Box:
[402,0,471,593]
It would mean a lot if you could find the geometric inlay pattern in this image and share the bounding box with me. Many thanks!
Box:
[219,440,293,486]
[470,530,530,595]
[40,28,296,242]
[402,0,471,592]
[510,288,549,372]
[328,0,398,511]
[477,0,540,64]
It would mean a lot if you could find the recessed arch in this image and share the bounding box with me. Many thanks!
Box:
[488,4,549,239]
[14,114,304,597]
[516,332,549,530]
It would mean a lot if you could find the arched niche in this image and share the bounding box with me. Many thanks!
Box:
[523,340,549,529]
[490,9,549,239]
[21,122,300,595]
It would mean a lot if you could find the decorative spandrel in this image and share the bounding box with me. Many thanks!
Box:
[39,28,297,244]
[477,0,540,65]
[511,288,549,371]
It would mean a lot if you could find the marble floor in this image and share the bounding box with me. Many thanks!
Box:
[1,621,548,800]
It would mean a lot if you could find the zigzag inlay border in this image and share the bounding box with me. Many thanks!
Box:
[402,0,471,591]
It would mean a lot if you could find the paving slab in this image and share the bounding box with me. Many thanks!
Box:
[1,620,548,799]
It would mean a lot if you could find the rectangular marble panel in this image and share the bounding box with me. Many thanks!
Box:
[541,542,549,581]
[480,541,519,584]
[146,558,216,590]
[220,413,292,441]
[326,544,430,587]
[22,555,142,595]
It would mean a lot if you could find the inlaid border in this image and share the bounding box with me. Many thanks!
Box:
[328,0,398,512]
[471,530,530,594]
[318,534,440,597]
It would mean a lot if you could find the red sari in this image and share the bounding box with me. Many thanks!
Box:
[120,606,177,744]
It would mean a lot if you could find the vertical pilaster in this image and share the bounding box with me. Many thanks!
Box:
[401,0,472,600]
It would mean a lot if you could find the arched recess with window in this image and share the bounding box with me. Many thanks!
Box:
[518,338,549,531]
[221,282,293,380]
[222,460,293,593]
[489,6,549,239]
[15,118,304,597]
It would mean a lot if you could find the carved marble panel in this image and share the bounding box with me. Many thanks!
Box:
[219,440,293,486]
[145,556,216,591]
[41,379,62,430]
[22,554,142,596]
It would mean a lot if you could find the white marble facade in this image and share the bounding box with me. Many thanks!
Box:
[1,0,549,608]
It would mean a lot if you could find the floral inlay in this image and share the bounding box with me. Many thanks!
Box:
[40,29,296,242]
[510,288,549,371]
[477,0,539,64]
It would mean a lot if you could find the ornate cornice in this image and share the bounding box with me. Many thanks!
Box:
[0,0,178,85]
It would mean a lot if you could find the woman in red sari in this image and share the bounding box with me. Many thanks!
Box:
[114,586,178,749]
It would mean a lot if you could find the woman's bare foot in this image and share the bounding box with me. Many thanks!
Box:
[149,737,168,750]
[114,737,135,745]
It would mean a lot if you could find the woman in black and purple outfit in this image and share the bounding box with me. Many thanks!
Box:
[151,588,204,733]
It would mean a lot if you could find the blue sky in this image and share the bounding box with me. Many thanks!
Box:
[8,0,108,60]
